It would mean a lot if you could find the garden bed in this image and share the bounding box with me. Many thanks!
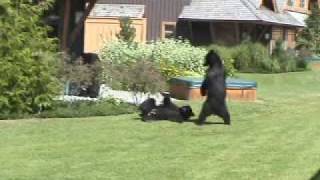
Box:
[309,61,320,70]
[305,56,320,70]
[169,77,257,102]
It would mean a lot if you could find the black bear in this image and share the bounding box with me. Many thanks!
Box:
[139,93,194,123]
[198,50,231,125]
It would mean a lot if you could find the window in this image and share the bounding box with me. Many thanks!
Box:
[161,22,176,39]
[309,0,318,10]
[262,0,275,11]
[283,29,289,41]
[287,0,295,6]
[300,0,306,7]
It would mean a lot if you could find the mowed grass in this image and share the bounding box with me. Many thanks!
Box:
[1,70,320,180]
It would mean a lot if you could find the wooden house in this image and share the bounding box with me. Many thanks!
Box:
[45,0,190,54]
[47,0,318,55]
[177,0,320,49]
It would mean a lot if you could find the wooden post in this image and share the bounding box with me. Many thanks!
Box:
[235,22,240,43]
[257,25,269,41]
[62,0,71,51]
[188,21,193,42]
[209,22,215,43]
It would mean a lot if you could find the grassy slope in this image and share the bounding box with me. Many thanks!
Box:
[1,70,320,180]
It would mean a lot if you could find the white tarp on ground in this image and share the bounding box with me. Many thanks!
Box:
[58,84,166,105]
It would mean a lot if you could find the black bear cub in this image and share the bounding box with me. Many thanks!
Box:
[139,93,194,123]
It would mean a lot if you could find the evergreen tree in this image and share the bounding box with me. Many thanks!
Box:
[0,0,60,114]
[297,5,320,55]
[116,17,136,43]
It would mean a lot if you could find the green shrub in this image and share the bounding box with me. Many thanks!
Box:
[208,41,308,74]
[297,5,320,55]
[272,41,302,72]
[37,99,137,119]
[151,39,207,77]
[117,17,136,43]
[59,56,102,97]
[0,1,60,114]
[232,42,272,72]
[296,57,308,70]
[99,39,233,79]
[103,59,167,101]
[270,58,282,73]
[0,98,137,120]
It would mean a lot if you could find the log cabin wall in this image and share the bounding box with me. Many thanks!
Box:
[84,18,147,53]
[97,0,191,41]
[271,26,297,50]
[285,0,320,13]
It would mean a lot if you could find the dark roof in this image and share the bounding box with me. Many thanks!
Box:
[89,4,145,18]
[179,0,307,27]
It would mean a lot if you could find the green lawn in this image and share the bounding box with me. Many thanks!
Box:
[1,70,320,180]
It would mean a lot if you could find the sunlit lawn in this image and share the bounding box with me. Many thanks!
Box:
[1,69,320,179]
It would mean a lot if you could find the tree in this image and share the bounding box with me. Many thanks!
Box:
[116,17,136,43]
[0,0,60,114]
[297,5,320,55]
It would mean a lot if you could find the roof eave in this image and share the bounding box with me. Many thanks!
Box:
[178,18,305,27]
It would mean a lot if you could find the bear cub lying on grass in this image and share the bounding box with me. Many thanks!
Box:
[139,93,194,123]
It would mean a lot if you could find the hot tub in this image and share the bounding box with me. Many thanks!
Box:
[169,77,257,101]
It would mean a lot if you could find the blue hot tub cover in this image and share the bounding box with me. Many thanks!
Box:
[169,77,257,89]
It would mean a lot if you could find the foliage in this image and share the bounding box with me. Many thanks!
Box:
[0,0,60,114]
[103,59,167,104]
[297,5,320,55]
[99,39,233,80]
[209,41,308,73]
[60,58,101,87]
[233,42,271,72]
[0,98,137,120]
[37,99,137,118]
[272,40,308,72]
[116,17,136,43]
[59,55,102,97]
[150,39,208,77]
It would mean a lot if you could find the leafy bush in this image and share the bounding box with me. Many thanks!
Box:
[103,59,167,104]
[208,41,308,73]
[59,55,102,97]
[233,42,271,72]
[116,17,136,43]
[99,39,229,79]
[37,99,137,118]
[151,39,208,77]
[0,98,138,120]
[272,41,305,72]
[0,1,60,114]
[297,5,320,55]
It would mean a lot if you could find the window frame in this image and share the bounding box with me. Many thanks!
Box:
[287,0,295,6]
[161,21,177,39]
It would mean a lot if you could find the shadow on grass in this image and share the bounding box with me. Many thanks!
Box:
[310,170,320,180]
[133,117,226,125]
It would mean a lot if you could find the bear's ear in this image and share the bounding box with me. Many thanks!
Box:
[203,51,211,66]
[180,106,195,116]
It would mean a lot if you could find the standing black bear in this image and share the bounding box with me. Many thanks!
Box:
[198,50,231,125]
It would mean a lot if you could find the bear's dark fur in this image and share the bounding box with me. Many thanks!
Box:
[198,50,231,125]
[139,93,194,123]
